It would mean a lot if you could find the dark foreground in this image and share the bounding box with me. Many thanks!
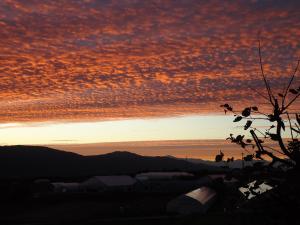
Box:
[0,170,299,225]
[0,146,298,225]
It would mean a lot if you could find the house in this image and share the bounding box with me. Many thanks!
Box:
[167,187,217,215]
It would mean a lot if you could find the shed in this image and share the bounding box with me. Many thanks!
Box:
[167,187,217,215]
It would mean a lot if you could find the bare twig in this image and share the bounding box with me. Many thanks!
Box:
[284,92,300,111]
[248,86,269,101]
[262,145,285,155]
[251,111,269,117]
[292,127,300,134]
[258,40,275,106]
[251,127,266,137]
[282,60,300,109]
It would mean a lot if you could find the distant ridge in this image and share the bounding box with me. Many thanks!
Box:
[0,145,219,178]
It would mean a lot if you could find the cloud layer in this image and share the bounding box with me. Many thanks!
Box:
[0,0,299,122]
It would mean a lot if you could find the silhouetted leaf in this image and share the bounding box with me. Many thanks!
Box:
[233,116,243,122]
[246,139,252,143]
[289,89,298,94]
[268,114,276,122]
[222,103,233,111]
[242,107,251,117]
[278,93,283,97]
[269,133,279,141]
[251,106,258,111]
[244,120,252,130]
[236,135,244,142]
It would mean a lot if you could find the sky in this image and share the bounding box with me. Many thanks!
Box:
[0,116,233,144]
[0,0,299,157]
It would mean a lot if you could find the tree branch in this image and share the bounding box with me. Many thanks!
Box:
[276,117,292,157]
[282,60,300,109]
[283,92,300,111]
[250,129,293,166]
[258,40,275,106]
[286,112,294,140]
[248,86,270,102]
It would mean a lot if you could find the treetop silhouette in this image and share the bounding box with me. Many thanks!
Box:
[221,40,300,170]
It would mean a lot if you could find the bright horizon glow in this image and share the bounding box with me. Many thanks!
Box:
[0,114,291,160]
[0,115,239,146]
[0,113,288,146]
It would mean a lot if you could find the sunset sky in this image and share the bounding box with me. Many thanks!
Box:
[0,0,299,158]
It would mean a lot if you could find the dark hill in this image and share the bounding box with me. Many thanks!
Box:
[0,145,218,178]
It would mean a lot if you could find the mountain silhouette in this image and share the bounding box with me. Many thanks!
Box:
[0,145,218,178]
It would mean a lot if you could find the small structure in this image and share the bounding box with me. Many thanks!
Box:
[81,175,136,192]
[167,187,217,215]
[135,172,194,181]
[52,182,81,193]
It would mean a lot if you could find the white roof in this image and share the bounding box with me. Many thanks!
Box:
[85,175,136,187]
[185,187,217,205]
[136,172,193,180]
[167,186,217,214]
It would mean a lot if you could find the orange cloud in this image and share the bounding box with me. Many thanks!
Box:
[0,0,299,122]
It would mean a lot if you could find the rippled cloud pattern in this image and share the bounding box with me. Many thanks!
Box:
[0,0,299,122]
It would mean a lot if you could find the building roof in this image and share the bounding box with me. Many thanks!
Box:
[136,172,194,180]
[185,187,217,205]
[84,175,136,187]
[167,187,217,215]
[52,182,80,188]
